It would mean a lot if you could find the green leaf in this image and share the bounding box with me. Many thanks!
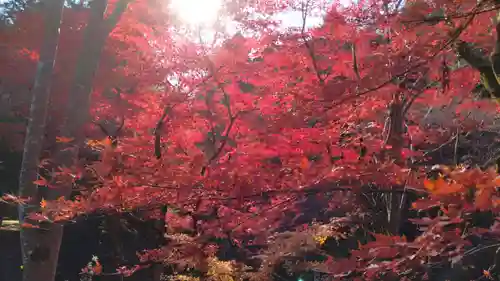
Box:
[268,156,282,165]
[161,205,168,213]
[206,88,216,100]
[195,139,216,159]
[225,137,237,148]
[206,131,217,142]
[0,115,26,124]
[195,141,206,150]
[359,146,367,158]
[307,154,321,162]
[213,124,225,136]
[221,93,230,107]
[330,155,342,162]
[427,80,440,88]
[307,117,320,128]
[424,8,445,25]
[238,80,255,93]
[169,206,180,213]
[196,110,213,119]
[318,66,332,76]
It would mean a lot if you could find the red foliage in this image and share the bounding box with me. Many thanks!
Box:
[4,0,500,279]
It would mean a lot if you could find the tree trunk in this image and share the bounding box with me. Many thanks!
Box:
[19,1,130,280]
[17,0,65,280]
[384,93,406,235]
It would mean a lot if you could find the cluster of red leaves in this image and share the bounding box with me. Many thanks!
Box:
[4,0,500,279]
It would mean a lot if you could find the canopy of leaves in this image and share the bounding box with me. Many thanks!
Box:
[5,0,500,280]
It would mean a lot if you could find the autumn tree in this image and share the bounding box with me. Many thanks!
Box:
[6,0,500,280]
[17,1,65,281]
[1,0,168,280]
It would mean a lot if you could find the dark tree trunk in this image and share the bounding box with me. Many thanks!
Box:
[17,0,65,280]
[19,1,130,281]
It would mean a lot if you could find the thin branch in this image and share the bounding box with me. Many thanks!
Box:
[229,195,298,234]
[153,72,220,159]
[401,4,500,25]
[300,0,325,85]
[352,43,361,81]
[453,127,460,166]
[422,135,458,157]
[37,179,424,226]
[402,79,432,116]
[480,146,500,169]
[403,89,426,115]
[324,2,480,110]
[198,29,240,175]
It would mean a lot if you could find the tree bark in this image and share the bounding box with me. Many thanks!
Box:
[383,93,406,235]
[19,1,130,280]
[17,0,65,280]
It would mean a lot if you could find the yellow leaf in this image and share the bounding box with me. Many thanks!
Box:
[314,235,328,246]
[40,198,46,209]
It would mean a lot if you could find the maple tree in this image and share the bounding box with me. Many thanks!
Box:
[5,0,500,280]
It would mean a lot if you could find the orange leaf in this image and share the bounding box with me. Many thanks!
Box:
[55,136,74,143]
[86,139,102,147]
[433,177,448,188]
[93,261,102,275]
[433,182,464,195]
[102,137,113,147]
[475,188,493,211]
[493,199,500,208]
[40,198,46,209]
[300,157,310,170]
[21,223,40,229]
[423,178,436,191]
[483,269,493,280]
[425,177,463,195]
[33,177,49,186]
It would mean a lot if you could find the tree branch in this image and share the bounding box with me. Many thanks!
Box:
[104,0,131,36]
[324,1,480,110]
[153,72,220,159]
[401,4,500,25]
[300,0,325,85]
